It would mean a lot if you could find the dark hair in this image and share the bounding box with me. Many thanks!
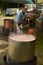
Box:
[22,4,28,8]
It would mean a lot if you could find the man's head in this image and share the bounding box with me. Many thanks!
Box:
[22,4,28,12]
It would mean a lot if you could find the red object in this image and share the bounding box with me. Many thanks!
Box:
[28,29,35,34]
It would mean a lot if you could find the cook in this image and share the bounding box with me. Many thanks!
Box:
[14,4,28,33]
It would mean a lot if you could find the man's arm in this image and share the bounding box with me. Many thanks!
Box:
[14,12,20,31]
[15,22,20,31]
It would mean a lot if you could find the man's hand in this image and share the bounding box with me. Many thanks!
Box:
[17,28,22,34]
[15,22,22,34]
[17,28,20,33]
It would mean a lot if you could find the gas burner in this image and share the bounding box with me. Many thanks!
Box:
[4,56,37,65]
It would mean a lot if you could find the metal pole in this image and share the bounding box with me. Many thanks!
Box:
[35,0,37,36]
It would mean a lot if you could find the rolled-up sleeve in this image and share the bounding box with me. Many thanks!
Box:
[13,10,27,24]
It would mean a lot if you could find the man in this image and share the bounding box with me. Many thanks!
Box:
[14,4,28,33]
